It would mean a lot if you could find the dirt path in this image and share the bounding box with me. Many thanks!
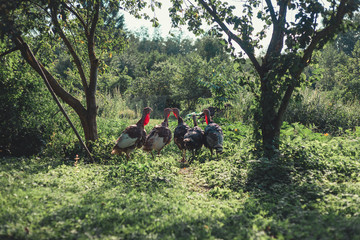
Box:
[178,167,211,192]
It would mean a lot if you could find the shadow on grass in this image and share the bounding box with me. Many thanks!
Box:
[1,149,360,240]
[235,148,360,239]
[0,156,72,175]
[31,179,360,239]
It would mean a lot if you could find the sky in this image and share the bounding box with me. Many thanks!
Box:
[121,1,301,56]
[122,1,196,40]
[122,0,274,56]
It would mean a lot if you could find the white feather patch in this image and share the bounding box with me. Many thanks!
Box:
[116,133,138,148]
[151,134,166,151]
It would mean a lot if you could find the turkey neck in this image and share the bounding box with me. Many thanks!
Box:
[177,116,184,125]
[162,113,170,127]
[136,113,148,128]
[192,115,198,126]
[205,111,213,125]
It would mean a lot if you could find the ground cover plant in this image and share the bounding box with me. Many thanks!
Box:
[1,119,360,239]
[1,4,360,238]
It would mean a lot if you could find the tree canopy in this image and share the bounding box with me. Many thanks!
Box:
[168,0,360,158]
[0,0,161,146]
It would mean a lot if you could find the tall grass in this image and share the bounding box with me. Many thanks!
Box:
[97,89,136,120]
[285,87,360,134]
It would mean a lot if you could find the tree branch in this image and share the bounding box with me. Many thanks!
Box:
[276,0,351,125]
[21,40,94,162]
[50,3,89,92]
[264,0,289,61]
[197,0,262,74]
[11,34,87,117]
[64,3,89,36]
[302,0,348,63]
[275,79,295,130]
[0,46,19,58]
[88,0,100,95]
[264,0,277,23]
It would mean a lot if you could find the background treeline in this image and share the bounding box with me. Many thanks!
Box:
[1,15,360,157]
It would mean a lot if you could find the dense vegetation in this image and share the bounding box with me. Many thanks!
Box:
[1,119,360,239]
[169,0,360,158]
[1,5,360,239]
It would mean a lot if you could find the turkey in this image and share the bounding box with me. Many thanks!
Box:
[172,108,190,162]
[203,108,224,157]
[184,114,205,161]
[143,108,172,158]
[199,106,216,119]
[111,107,152,159]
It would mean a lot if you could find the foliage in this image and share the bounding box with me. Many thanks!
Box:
[304,14,360,103]
[335,41,360,101]
[168,0,360,158]
[199,57,242,109]
[1,120,360,239]
[107,34,233,116]
[170,53,212,110]
[334,14,360,56]
[285,87,360,134]
[194,34,228,62]
[0,43,61,156]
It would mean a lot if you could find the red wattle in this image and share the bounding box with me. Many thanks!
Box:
[205,115,209,125]
[144,114,150,126]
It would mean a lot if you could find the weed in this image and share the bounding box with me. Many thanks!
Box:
[1,121,360,239]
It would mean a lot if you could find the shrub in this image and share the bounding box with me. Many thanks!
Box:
[285,88,360,134]
[0,55,60,157]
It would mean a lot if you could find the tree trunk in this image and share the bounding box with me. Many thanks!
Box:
[259,70,285,159]
[260,72,298,159]
[80,109,98,143]
[261,119,281,159]
[260,91,281,158]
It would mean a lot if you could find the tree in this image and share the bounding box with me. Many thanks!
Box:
[335,14,360,56]
[0,0,160,144]
[195,34,228,62]
[169,0,360,158]
[335,40,360,101]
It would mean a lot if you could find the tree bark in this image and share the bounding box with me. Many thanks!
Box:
[80,111,98,142]
[260,77,281,158]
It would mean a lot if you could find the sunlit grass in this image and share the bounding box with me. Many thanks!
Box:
[1,121,360,239]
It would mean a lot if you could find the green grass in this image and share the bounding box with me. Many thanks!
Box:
[1,120,360,239]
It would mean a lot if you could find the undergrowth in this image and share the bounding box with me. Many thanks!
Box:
[1,121,360,239]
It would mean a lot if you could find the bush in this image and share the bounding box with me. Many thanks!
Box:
[285,88,360,134]
[6,128,46,157]
[0,54,60,156]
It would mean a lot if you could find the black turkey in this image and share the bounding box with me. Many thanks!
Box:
[184,114,205,161]
[203,108,223,157]
[172,108,190,162]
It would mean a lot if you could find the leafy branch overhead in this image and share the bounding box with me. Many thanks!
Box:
[169,0,360,157]
[0,0,163,144]
[170,0,358,72]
